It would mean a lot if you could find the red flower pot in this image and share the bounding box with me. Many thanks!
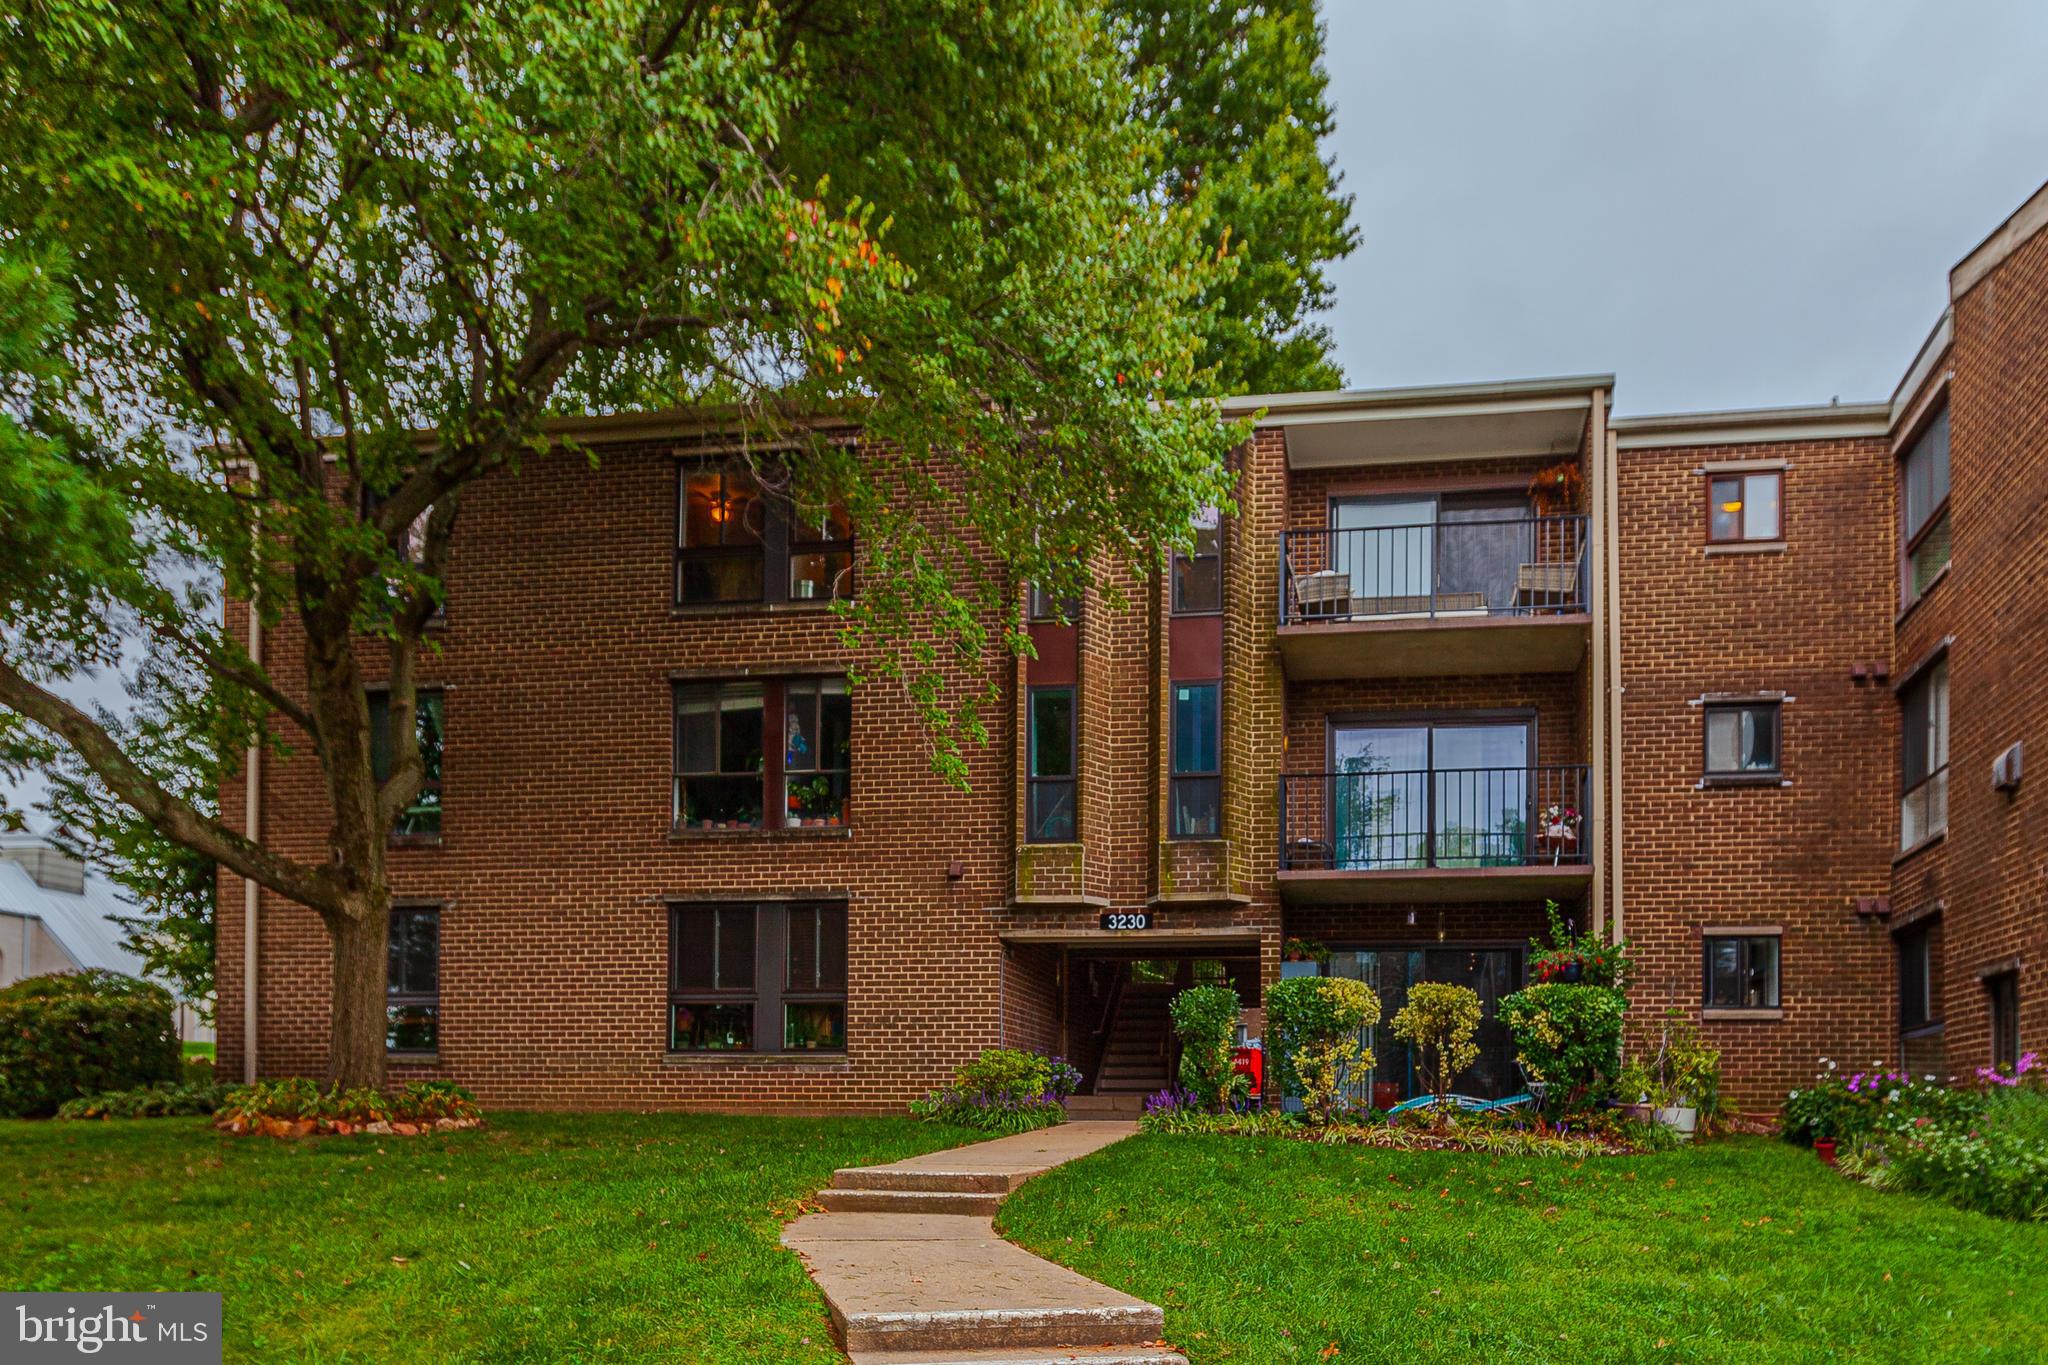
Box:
[1814,1138,1838,1167]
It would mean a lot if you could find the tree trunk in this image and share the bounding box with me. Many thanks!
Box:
[327,895,390,1089]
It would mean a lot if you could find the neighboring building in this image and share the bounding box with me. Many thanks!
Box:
[215,180,2048,1109]
[0,832,214,1043]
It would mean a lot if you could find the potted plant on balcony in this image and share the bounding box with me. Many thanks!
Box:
[1282,937,1330,966]
[1528,460,1584,517]
[1534,804,1580,865]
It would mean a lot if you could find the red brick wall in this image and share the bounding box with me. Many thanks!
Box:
[1905,218,2048,1079]
[1616,434,1898,1102]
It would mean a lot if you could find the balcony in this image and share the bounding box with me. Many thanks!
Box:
[1278,764,1592,904]
[1276,515,1590,679]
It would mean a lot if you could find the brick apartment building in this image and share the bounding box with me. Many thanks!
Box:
[215,180,2048,1111]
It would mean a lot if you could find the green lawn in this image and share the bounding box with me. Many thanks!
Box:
[998,1134,2048,1364]
[183,1041,217,1060]
[1,1112,970,1362]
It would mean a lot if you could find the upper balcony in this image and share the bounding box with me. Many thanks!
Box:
[1277,515,1591,679]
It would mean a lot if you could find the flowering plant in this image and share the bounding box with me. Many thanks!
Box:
[1526,900,1634,989]
[1780,1056,1979,1145]
[1539,804,1580,835]
[1975,1051,2040,1089]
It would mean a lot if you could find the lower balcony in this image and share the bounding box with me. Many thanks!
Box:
[1278,764,1592,904]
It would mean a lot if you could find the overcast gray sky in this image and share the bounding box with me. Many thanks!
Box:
[1318,1,2048,415]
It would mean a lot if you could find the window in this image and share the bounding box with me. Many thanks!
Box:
[668,902,846,1053]
[1704,934,1780,1009]
[1987,971,2020,1074]
[783,679,850,828]
[1898,923,1934,1032]
[673,681,767,829]
[1900,658,1950,848]
[673,678,851,832]
[1172,506,1223,613]
[387,905,439,1054]
[788,501,854,602]
[1170,682,1221,838]
[1703,700,1780,777]
[1028,584,1079,623]
[675,466,855,606]
[368,689,443,838]
[1901,405,1951,600]
[1027,686,1077,842]
[1706,470,1782,543]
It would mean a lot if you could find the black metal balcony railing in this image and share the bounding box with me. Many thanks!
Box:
[1280,765,1592,871]
[1278,515,1588,626]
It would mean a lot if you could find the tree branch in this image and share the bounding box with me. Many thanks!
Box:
[0,659,349,915]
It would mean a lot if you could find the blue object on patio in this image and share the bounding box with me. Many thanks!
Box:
[1386,1092,1536,1116]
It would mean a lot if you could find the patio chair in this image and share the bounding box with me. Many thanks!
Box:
[1291,569,1352,619]
[1515,541,1586,611]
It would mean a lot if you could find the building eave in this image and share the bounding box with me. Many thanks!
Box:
[1612,402,1891,450]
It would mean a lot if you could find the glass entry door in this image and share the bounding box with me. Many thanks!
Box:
[1327,947,1526,1101]
[1328,720,1530,869]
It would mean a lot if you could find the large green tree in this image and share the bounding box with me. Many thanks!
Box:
[1114,0,1359,393]
[0,1,1248,1087]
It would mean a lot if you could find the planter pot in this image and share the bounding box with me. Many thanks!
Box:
[1653,1105,1698,1141]
[1559,960,1584,984]
[1620,1102,1653,1123]
[1814,1138,1838,1167]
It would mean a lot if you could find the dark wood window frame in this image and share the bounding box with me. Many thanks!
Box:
[1702,932,1782,1010]
[1028,584,1081,623]
[1027,684,1078,843]
[667,901,847,1054]
[1897,920,1936,1033]
[1169,679,1223,839]
[1701,698,1782,782]
[1899,656,1950,849]
[1986,970,2020,1074]
[1704,469,1784,544]
[674,463,854,609]
[1171,507,1224,615]
[386,902,440,1056]
[672,676,851,834]
[367,687,444,843]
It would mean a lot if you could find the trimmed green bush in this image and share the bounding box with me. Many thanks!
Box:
[57,1080,229,1120]
[908,1048,1079,1134]
[1266,975,1381,1123]
[1168,984,1245,1111]
[1497,982,1627,1109]
[1390,982,1480,1104]
[0,970,180,1117]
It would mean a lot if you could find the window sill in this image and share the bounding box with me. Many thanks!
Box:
[388,834,444,849]
[1901,1021,1946,1040]
[669,824,852,841]
[1895,563,1952,627]
[1697,773,1787,789]
[670,599,845,619]
[387,1052,440,1065]
[1893,830,1947,867]
[662,1050,850,1066]
[1701,1008,1783,1022]
[1703,540,1786,556]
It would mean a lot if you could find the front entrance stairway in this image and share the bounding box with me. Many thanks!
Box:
[1091,985,1174,1098]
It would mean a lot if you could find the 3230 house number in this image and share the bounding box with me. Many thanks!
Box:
[1099,911,1152,931]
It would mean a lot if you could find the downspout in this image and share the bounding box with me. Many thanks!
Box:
[1587,393,1608,937]
[242,563,262,1083]
[1604,427,1625,943]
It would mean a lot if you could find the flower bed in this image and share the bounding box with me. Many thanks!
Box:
[213,1078,483,1138]
[1139,1092,1674,1158]
[907,1048,1080,1134]
[1824,1052,2048,1221]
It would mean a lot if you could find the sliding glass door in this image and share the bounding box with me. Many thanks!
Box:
[1328,719,1530,870]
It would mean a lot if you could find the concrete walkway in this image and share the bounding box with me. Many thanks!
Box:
[782,1122,1184,1365]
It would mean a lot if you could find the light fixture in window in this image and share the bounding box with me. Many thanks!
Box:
[1720,499,1742,513]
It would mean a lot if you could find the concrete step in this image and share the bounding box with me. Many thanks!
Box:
[1063,1094,1144,1116]
[841,1303,1166,1354]
[834,1167,1022,1195]
[851,1347,1188,1365]
[817,1188,1004,1216]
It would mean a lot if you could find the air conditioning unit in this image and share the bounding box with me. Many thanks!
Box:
[1992,741,2024,793]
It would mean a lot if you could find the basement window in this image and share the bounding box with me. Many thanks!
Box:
[669,902,846,1053]
[387,905,439,1055]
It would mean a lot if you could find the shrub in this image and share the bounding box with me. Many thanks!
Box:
[214,1077,482,1137]
[1835,1054,2048,1221]
[1780,1058,1981,1145]
[1168,984,1246,1112]
[909,1048,1072,1134]
[1266,976,1380,1125]
[1497,982,1626,1110]
[56,1080,229,1120]
[0,970,181,1117]
[1390,982,1480,1105]
[1614,1009,1722,1120]
[1526,900,1634,989]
